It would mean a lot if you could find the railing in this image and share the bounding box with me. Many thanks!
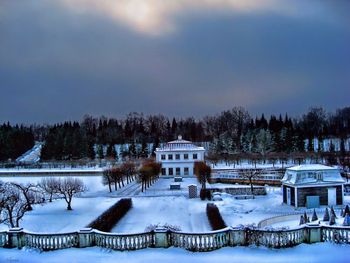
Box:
[23,231,79,250]
[94,231,154,250]
[246,227,306,248]
[321,226,350,244]
[0,231,8,247]
[0,225,348,251]
[170,228,231,251]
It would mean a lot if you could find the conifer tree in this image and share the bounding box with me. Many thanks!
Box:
[323,208,330,221]
[312,209,318,221]
[329,213,336,225]
[343,214,350,226]
[97,145,104,160]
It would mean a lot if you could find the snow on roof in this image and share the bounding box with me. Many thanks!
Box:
[282,164,345,185]
[286,164,337,171]
[156,135,205,152]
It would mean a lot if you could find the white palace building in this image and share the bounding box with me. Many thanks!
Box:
[155,136,205,177]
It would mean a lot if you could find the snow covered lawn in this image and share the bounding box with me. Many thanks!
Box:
[0,243,348,263]
[215,187,295,226]
[112,196,210,233]
[0,197,118,232]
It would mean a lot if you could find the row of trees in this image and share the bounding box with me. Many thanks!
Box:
[0,178,86,227]
[102,162,137,192]
[103,160,161,193]
[1,106,349,162]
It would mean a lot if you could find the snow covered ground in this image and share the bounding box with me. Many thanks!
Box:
[112,196,209,233]
[216,188,296,226]
[1,175,349,234]
[0,197,118,232]
[0,243,348,263]
[0,167,103,174]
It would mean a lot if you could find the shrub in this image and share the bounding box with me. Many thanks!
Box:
[200,189,212,200]
[145,223,181,232]
[87,198,132,232]
[206,189,212,200]
[206,203,227,230]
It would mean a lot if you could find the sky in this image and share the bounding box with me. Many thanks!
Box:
[0,0,349,124]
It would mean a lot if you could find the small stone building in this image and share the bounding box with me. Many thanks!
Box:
[281,164,345,208]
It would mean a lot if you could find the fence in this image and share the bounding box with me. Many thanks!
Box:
[0,224,349,252]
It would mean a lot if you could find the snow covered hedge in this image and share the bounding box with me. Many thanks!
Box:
[87,198,132,232]
[206,203,227,230]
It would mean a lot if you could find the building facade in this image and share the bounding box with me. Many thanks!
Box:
[281,164,345,208]
[155,136,205,177]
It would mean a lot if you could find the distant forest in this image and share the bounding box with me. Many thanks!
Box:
[0,106,350,163]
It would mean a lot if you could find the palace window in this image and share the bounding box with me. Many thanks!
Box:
[176,167,181,175]
[175,154,180,160]
[184,167,189,176]
[168,154,173,160]
[184,154,189,160]
[193,153,198,160]
[168,168,173,176]
[161,154,166,160]
[161,168,166,176]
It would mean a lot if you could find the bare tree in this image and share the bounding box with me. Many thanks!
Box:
[194,161,212,190]
[57,178,86,210]
[238,169,262,195]
[10,182,40,211]
[0,182,29,228]
[102,169,113,192]
[121,161,136,183]
[38,178,60,202]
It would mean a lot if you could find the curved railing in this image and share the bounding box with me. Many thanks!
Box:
[246,226,306,248]
[0,225,349,251]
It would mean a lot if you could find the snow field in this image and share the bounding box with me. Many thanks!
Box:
[112,196,210,233]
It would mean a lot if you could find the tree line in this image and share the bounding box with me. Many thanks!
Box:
[1,106,349,162]
[0,123,34,162]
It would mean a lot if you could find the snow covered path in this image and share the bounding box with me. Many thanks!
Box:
[0,243,348,263]
[112,196,210,233]
[16,143,42,163]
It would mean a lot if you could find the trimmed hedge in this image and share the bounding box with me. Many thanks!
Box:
[206,203,227,230]
[200,189,212,201]
[87,198,132,232]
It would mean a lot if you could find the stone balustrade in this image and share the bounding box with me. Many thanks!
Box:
[24,231,78,250]
[0,225,348,251]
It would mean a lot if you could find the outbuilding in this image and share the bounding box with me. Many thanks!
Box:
[281,164,345,208]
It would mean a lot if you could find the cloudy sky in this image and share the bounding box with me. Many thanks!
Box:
[0,0,349,124]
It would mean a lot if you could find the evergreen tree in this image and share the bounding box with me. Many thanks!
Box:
[128,141,137,159]
[97,145,104,160]
[323,208,330,221]
[343,214,350,226]
[312,209,318,221]
[329,213,336,225]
